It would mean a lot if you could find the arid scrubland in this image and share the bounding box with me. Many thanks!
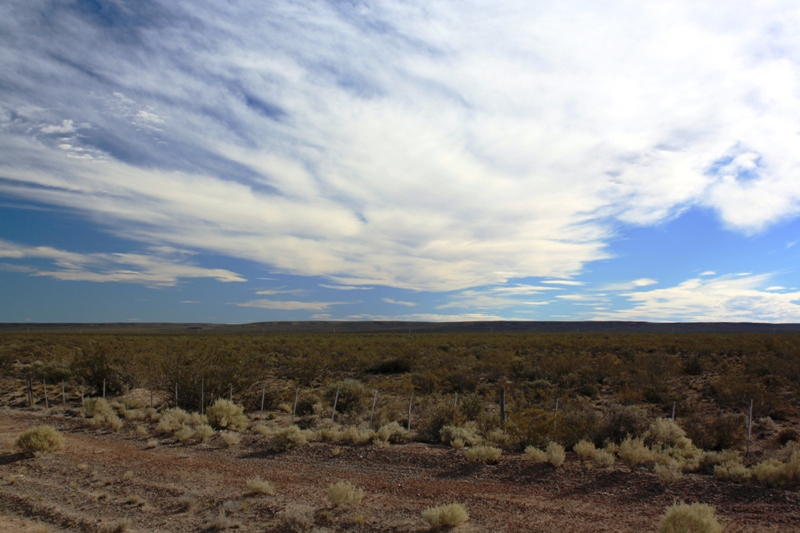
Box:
[1,332,800,531]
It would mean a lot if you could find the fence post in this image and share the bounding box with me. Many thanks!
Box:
[174,382,178,408]
[746,399,754,456]
[370,390,378,429]
[27,375,33,407]
[331,386,340,423]
[150,388,153,409]
[671,401,676,421]
[453,392,458,411]
[81,379,85,415]
[407,394,414,432]
[200,378,204,414]
[102,379,106,400]
[125,385,130,410]
[229,384,233,402]
[62,380,66,410]
[499,388,506,427]
[554,398,559,434]
[43,379,49,409]
[260,383,266,420]
[291,388,300,426]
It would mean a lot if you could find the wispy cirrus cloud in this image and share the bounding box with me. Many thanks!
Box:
[382,298,417,307]
[1,1,800,297]
[0,239,244,287]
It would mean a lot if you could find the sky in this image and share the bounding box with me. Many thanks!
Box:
[2,1,800,323]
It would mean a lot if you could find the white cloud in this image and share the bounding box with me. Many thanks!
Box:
[236,299,350,311]
[346,313,504,322]
[542,280,585,286]
[2,2,800,293]
[382,298,417,307]
[600,278,658,291]
[597,273,800,322]
[319,284,373,291]
[0,239,245,287]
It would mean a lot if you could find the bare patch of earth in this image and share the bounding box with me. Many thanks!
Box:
[1,409,799,532]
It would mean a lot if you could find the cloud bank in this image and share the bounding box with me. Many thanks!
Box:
[1,1,800,294]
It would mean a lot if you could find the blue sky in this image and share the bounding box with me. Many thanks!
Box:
[2,1,800,323]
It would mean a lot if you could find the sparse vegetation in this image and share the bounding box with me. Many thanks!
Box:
[246,476,276,495]
[15,425,65,455]
[220,431,242,447]
[546,442,566,468]
[271,425,307,452]
[327,480,364,507]
[421,503,469,529]
[206,398,249,432]
[659,502,722,533]
[464,444,502,464]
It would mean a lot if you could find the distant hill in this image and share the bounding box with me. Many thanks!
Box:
[1,321,799,334]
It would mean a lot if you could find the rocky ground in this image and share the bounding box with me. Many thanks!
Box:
[1,407,799,533]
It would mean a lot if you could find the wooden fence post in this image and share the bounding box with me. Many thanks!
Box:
[370,390,378,429]
[671,401,676,421]
[291,388,300,426]
[260,383,266,420]
[746,399,754,456]
[499,388,506,426]
[27,375,33,407]
[407,394,414,432]
[331,386,340,422]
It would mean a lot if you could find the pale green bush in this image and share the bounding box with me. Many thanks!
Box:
[271,425,308,452]
[157,408,207,433]
[86,398,123,431]
[658,502,722,533]
[574,440,596,462]
[464,445,502,464]
[546,442,565,468]
[206,399,249,432]
[440,423,482,447]
[592,448,616,467]
[15,425,65,455]
[174,425,194,444]
[220,431,242,447]
[375,421,409,444]
[246,477,276,495]
[327,480,364,507]
[194,424,215,442]
[422,503,469,529]
[619,436,654,468]
[525,445,548,463]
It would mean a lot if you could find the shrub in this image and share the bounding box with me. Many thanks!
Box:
[646,418,691,449]
[206,399,249,432]
[327,480,364,507]
[86,398,124,431]
[658,502,722,533]
[220,431,242,447]
[464,445,502,465]
[326,379,367,415]
[619,436,654,468]
[655,460,683,483]
[272,507,313,533]
[194,424,215,442]
[421,503,469,529]
[574,440,596,462]
[375,422,409,444]
[440,423,482,448]
[713,459,751,482]
[174,425,195,444]
[251,424,271,437]
[525,445,548,463]
[683,413,745,451]
[157,408,207,433]
[271,425,307,452]
[592,448,616,467]
[751,446,800,487]
[246,477,276,495]
[15,425,65,455]
[546,442,565,468]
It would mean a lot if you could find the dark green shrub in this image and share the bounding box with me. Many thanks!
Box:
[325,379,367,414]
[684,413,746,451]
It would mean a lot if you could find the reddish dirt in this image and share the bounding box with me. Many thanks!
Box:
[1,408,799,533]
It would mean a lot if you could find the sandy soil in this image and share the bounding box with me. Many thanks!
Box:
[1,408,799,533]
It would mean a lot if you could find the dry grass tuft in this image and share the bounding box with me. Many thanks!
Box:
[592,448,616,468]
[271,425,308,452]
[574,440,596,462]
[546,442,566,468]
[421,503,469,529]
[659,502,722,533]
[328,480,365,507]
[246,476,276,495]
[464,445,502,464]
[525,445,548,463]
[206,399,249,432]
[619,436,654,468]
[375,421,409,444]
[15,425,65,456]
[220,431,242,447]
[272,506,314,533]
